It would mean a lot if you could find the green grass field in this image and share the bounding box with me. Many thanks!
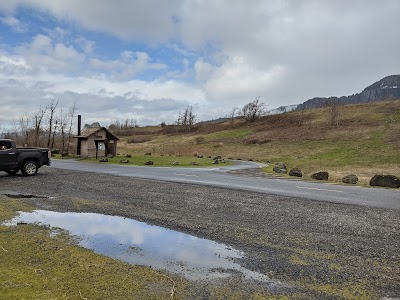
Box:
[80,155,233,167]
[113,101,400,185]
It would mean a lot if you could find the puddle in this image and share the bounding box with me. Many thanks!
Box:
[4,210,283,285]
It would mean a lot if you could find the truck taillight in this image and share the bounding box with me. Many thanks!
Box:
[48,150,51,159]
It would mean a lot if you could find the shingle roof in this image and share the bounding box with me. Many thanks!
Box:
[74,127,119,140]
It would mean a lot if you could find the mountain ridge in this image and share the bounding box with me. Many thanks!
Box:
[297,74,400,110]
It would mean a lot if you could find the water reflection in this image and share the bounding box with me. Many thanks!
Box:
[5,210,275,282]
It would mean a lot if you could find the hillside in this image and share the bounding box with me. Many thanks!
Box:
[298,74,400,110]
[116,100,400,185]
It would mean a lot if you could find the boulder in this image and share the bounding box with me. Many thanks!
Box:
[107,154,114,158]
[370,175,400,188]
[172,161,179,165]
[144,160,154,165]
[99,158,108,162]
[273,167,287,174]
[289,168,303,177]
[311,171,329,181]
[120,159,129,163]
[342,175,358,184]
[212,159,219,164]
[273,162,287,174]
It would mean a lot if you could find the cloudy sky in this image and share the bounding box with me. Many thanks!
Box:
[0,0,399,129]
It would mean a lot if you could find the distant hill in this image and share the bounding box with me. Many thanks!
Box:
[297,75,400,110]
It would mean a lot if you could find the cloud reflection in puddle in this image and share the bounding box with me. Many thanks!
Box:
[5,210,279,284]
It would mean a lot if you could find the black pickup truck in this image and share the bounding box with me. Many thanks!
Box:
[0,139,51,176]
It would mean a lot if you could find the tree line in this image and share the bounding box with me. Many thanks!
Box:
[1,100,78,154]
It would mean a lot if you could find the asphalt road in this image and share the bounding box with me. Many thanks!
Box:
[1,160,399,298]
[50,159,400,210]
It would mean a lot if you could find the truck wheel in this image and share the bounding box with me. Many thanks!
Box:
[21,161,38,176]
[5,169,19,175]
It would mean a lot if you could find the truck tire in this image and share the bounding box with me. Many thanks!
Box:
[5,169,19,175]
[21,161,38,176]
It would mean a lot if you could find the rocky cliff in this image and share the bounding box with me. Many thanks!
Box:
[297,75,400,110]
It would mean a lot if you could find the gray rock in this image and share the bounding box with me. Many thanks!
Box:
[172,161,179,165]
[120,159,129,163]
[311,171,329,181]
[289,168,303,177]
[273,167,287,174]
[144,160,154,165]
[99,158,108,162]
[107,154,114,158]
[342,174,358,184]
[212,159,219,164]
[370,175,400,188]
[273,162,287,174]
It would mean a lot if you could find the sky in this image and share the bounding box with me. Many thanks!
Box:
[0,0,399,129]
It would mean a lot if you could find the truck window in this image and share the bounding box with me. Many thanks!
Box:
[0,141,12,150]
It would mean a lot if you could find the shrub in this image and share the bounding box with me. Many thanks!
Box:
[127,136,152,143]
[245,137,272,145]
[195,136,205,144]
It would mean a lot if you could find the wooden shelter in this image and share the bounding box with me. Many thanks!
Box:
[74,127,119,158]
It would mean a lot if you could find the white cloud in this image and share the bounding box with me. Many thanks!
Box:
[194,58,214,82]
[75,37,96,54]
[0,15,26,32]
[90,51,167,80]
[202,55,287,106]
[0,0,399,129]
[1,0,181,42]
[14,34,85,74]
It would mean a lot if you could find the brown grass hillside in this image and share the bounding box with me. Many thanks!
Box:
[116,101,400,185]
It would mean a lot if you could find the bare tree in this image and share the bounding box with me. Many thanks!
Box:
[66,101,78,154]
[47,99,59,148]
[58,107,69,157]
[325,99,343,126]
[227,106,239,124]
[19,114,31,146]
[241,96,266,122]
[177,106,196,132]
[32,106,47,147]
[50,119,58,149]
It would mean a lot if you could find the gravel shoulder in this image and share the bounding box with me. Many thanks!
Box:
[1,167,399,299]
